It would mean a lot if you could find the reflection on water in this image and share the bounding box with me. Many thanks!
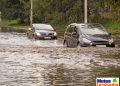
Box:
[0,52,120,86]
[0,33,63,47]
[33,39,62,47]
[44,65,93,86]
[0,32,120,48]
[0,32,120,86]
[44,65,120,86]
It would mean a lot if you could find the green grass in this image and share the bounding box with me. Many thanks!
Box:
[0,20,18,25]
[53,20,120,36]
[0,19,120,35]
[53,24,68,36]
[101,19,120,35]
[0,20,30,32]
[11,25,30,30]
[0,20,30,30]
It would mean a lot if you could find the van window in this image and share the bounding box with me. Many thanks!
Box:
[73,27,77,33]
[67,26,73,33]
[68,26,76,33]
[78,24,108,35]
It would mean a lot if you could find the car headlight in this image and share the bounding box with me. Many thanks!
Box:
[36,32,41,36]
[54,32,57,36]
[109,38,114,43]
[83,38,91,43]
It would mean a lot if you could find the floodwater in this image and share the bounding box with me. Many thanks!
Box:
[0,33,63,47]
[0,33,120,86]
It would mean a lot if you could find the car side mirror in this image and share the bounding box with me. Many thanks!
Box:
[72,32,79,38]
[109,33,111,36]
[54,28,56,31]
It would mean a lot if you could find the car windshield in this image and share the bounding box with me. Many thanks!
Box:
[78,24,108,35]
[33,24,54,31]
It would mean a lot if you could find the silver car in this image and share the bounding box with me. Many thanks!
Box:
[27,24,57,39]
[63,23,115,47]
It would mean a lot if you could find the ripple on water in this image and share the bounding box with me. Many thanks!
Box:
[0,52,120,86]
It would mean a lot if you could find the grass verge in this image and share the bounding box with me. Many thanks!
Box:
[100,19,120,35]
[0,19,120,35]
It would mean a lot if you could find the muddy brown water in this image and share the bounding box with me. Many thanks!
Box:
[0,33,120,86]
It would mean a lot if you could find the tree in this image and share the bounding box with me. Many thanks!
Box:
[0,0,30,24]
[0,0,120,24]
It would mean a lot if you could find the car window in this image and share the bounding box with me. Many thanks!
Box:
[67,26,74,33]
[78,24,108,35]
[73,27,77,33]
[33,24,54,31]
[31,27,35,31]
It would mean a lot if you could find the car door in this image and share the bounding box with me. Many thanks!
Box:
[64,25,73,47]
[29,27,35,38]
[71,26,79,47]
[78,27,85,45]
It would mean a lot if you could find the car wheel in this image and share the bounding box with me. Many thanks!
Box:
[106,44,109,47]
[26,33,29,38]
[53,37,57,40]
[33,34,38,39]
[26,33,31,39]
[63,40,68,47]
[77,42,81,48]
[79,42,87,47]
[77,44,81,48]
[110,43,115,47]
[106,44,115,47]
[92,45,96,47]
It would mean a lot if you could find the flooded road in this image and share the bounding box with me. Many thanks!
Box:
[0,33,120,86]
[0,33,63,47]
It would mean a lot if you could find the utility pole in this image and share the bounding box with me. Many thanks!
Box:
[84,0,88,23]
[30,0,33,26]
[0,11,1,30]
[0,11,1,22]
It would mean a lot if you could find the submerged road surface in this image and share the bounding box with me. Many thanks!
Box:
[0,33,63,47]
[0,32,120,86]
